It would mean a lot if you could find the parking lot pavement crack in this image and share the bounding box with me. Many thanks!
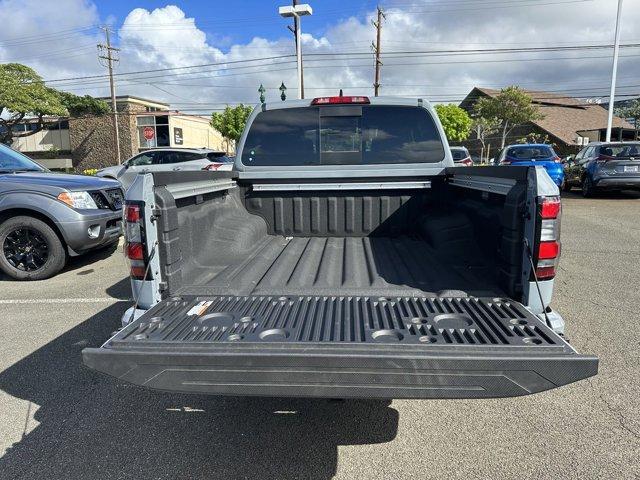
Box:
[583,298,639,317]
[587,378,640,442]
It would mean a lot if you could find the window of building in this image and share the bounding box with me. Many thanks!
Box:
[136,115,170,149]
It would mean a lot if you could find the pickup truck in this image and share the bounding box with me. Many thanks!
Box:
[83,96,598,399]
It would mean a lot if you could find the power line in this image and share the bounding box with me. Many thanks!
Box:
[41,41,640,87]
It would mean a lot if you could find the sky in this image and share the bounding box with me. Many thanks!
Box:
[1,0,639,113]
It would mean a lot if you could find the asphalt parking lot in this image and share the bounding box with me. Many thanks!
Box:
[0,190,639,480]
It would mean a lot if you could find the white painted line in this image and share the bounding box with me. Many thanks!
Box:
[0,297,130,304]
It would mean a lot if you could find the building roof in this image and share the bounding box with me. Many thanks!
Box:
[97,95,171,109]
[460,87,635,146]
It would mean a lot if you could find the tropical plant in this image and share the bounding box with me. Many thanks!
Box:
[434,103,472,142]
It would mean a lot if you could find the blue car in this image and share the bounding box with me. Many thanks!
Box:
[497,144,564,187]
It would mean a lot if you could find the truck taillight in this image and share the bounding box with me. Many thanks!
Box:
[540,196,561,219]
[203,162,223,171]
[125,205,140,222]
[535,196,561,280]
[124,201,149,280]
[126,242,145,261]
[538,241,560,259]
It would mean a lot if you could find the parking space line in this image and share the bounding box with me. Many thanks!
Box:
[0,298,130,304]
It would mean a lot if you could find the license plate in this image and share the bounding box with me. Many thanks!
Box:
[624,165,638,172]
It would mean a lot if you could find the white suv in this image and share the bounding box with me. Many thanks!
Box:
[96,148,233,191]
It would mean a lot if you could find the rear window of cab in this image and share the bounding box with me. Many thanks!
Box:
[241,105,445,166]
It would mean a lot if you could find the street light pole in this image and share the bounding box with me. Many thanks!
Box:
[279,3,312,100]
[294,12,303,99]
[606,0,624,142]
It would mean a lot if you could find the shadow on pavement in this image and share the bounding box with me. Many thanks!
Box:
[64,242,122,274]
[0,300,399,479]
[0,243,122,282]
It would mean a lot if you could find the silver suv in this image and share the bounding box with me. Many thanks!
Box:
[96,148,233,191]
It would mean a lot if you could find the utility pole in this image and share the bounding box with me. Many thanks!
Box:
[371,5,385,97]
[289,0,305,98]
[279,3,312,100]
[98,25,122,164]
[606,0,624,142]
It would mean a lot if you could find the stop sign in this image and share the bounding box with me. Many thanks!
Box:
[143,126,155,140]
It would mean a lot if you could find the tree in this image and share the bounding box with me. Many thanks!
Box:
[615,99,640,140]
[471,116,500,163]
[518,132,552,145]
[0,63,109,145]
[0,63,67,144]
[473,86,544,149]
[434,103,472,142]
[57,92,110,117]
[210,104,254,151]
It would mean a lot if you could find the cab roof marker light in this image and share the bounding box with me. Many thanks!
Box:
[311,96,370,105]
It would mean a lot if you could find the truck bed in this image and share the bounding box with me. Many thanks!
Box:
[181,235,503,298]
[83,295,597,399]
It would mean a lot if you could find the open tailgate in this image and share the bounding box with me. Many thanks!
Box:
[83,296,597,399]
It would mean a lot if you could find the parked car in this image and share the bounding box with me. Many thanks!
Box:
[450,146,474,166]
[84,95,597,400]
[96,148,233,191]
[497,144,564,187]
[563,142,640,197]
[0,144,122,280]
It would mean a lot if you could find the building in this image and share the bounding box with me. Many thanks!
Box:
[69,96,227,171]
[459,87,636,156]
[9,96,228,171]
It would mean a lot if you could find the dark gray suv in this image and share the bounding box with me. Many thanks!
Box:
[564,142,640,197]
[0,145,123,280]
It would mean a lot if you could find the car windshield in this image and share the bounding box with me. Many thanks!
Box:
[241,105,445,166]
[598,144,640,158]
[451,149,468,160]
[506,146,555,160]
[0,145,45,173]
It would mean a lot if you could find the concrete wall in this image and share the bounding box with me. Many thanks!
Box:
[68,101,144,171]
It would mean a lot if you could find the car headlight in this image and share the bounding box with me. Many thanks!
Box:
[57,191,98,209]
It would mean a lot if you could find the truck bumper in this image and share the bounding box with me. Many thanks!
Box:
[58,209,122,255]
[83,295,598,399]
[593,177,640,190]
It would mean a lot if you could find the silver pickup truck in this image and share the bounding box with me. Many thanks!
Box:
[83,96,598,399]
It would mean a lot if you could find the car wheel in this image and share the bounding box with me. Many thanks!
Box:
[562,180,572,192]
[0,216,66,280]
[581,176,596,198]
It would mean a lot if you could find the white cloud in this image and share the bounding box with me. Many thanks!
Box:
[1,0,639,111]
